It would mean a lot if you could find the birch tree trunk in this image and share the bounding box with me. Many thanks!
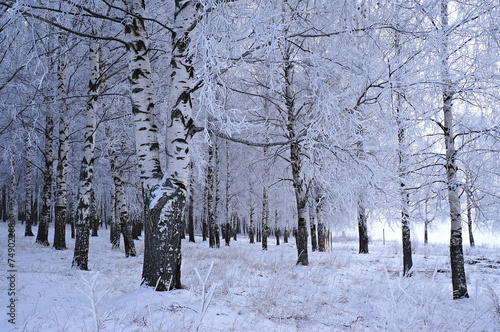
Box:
[207,140,216,248]
[187,160,195,243]
[107,126,120,249]
[125,0,198,290]
[72,40,99,270]
[284,55,308,265]
[392,24,412,275]
[309,200,317,252]
[8,154,15,224]
[1,186,5,222]
[25,146,34,236]
[90,189,98,237]
[111,185,119,248]
[202,177,208,241]
[123,0,165,288]
[224,140,231,246]
[466,195,474,247]
[249,184,255,244]
[358,199,369,254]
[441,0,468,299]
[315,191,325,252]
[275,210,280,246]
[261,185,269,250]
[36,112,53,246]
[115,174,136,257]
[214,137,221,248]
[54,38,69,250]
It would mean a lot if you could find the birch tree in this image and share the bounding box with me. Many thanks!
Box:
[440,0,468,299]
[54,33,70,250]
[35,111,53,246]
[25,145,34,236]
[72,40,99,270]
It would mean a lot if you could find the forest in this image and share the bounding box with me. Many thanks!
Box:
[1,0,500,330]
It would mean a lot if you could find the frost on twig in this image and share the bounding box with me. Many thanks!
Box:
[77,272,108,331]
[194,261,220,330]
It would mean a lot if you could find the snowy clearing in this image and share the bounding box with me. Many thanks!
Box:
[1,223,499,331]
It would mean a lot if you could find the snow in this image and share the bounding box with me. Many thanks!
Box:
[1,223,500,331]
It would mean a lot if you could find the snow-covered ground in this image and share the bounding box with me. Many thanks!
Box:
[1,223,499,331]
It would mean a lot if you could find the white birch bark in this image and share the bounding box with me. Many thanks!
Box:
[54,36,69,250]
[128,0,198,290]
[391,17,412,275]
[123,0,162,196]
[261,185,269,251]
[315,190,325,252]
[284,49,308,265]
[72,40,99,270]
[441,0,468,299]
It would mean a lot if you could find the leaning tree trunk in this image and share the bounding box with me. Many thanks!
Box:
[441,0,468,299]
[25,146,34,236]
[36,112,54,246]
[72,40,99,271]
[54,40,69,250]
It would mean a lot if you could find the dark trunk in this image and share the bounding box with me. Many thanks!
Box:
[2,186,7,221]
[249,204,255,244]
[424,220,428,244]
[261,187,268,250]
[467,195,474,247]
[53,206,67,249]
[188,162,195,243]
[316,201,325,252]
[36,114,53,246]
[207,142,216,248]
[358,201,369,254]
[309,202,317,252]
[402,209,413,276]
